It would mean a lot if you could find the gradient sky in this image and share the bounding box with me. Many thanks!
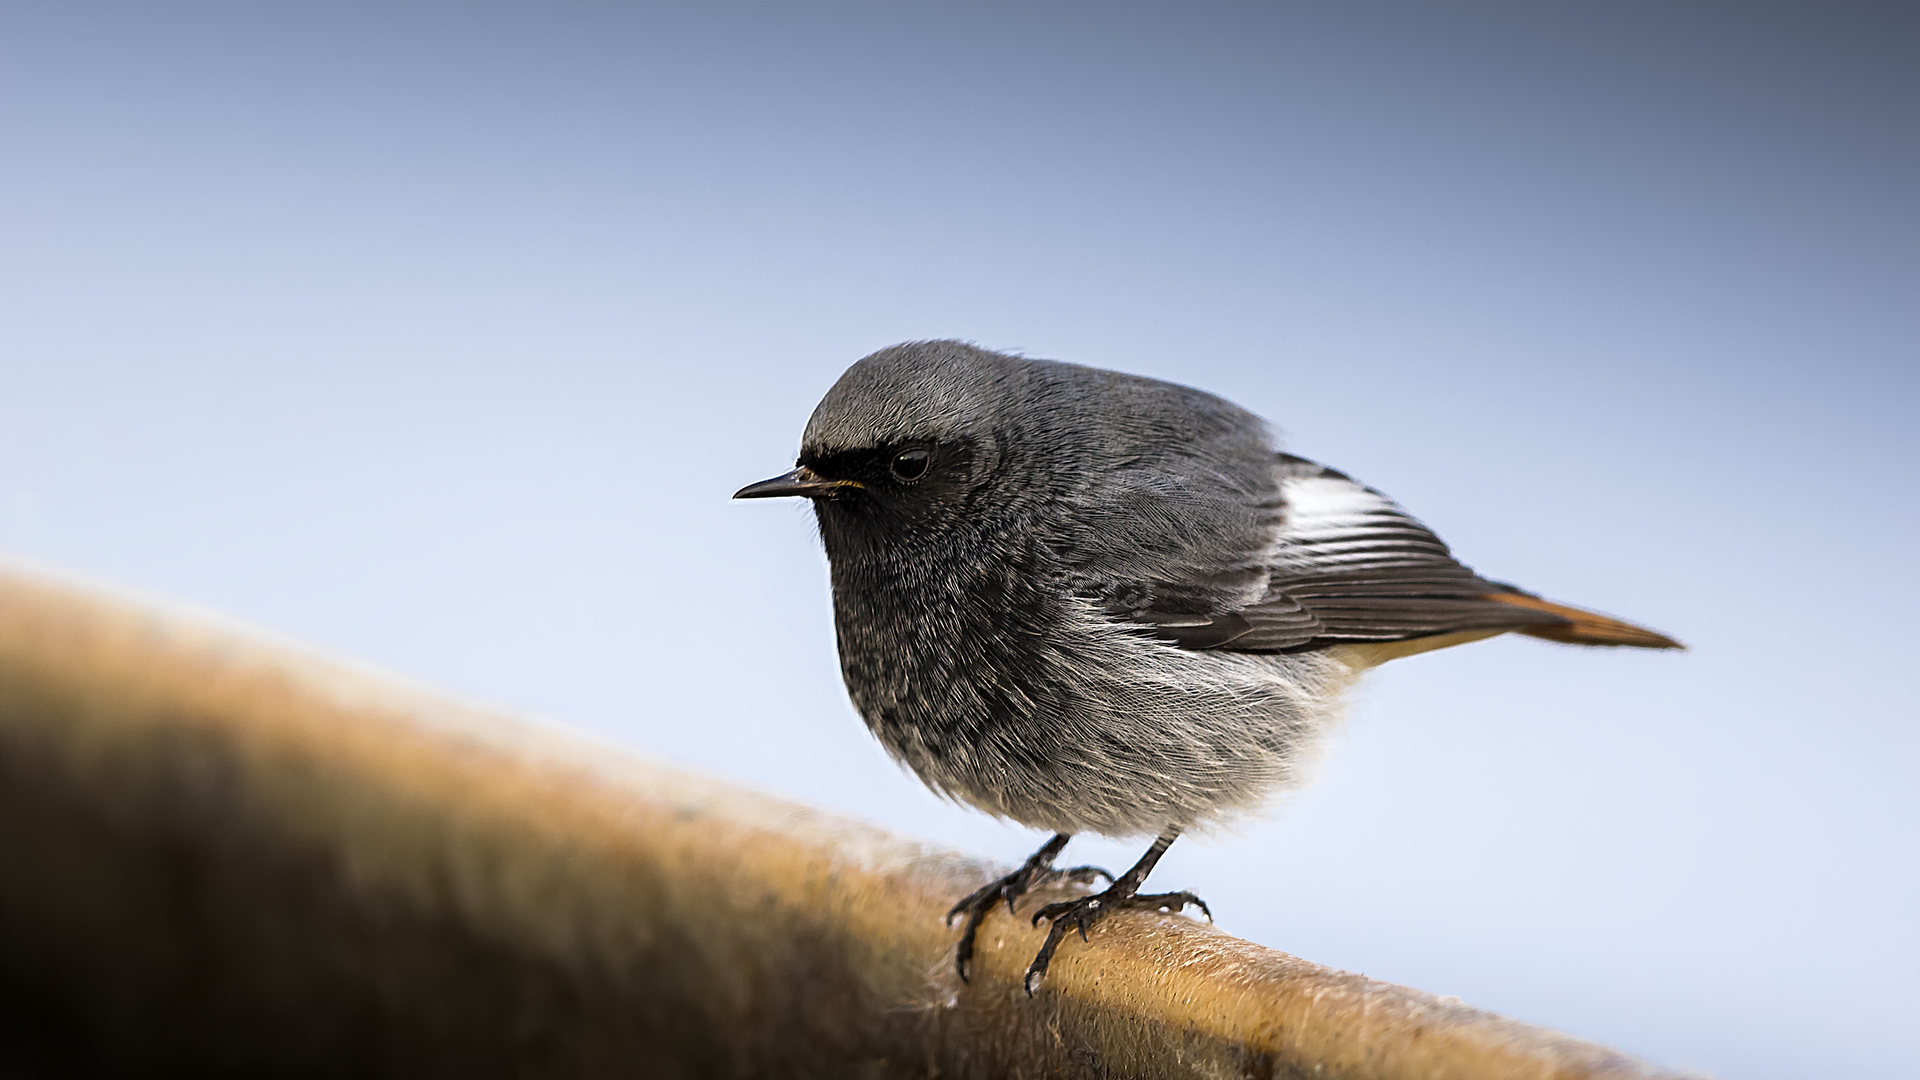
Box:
[3,4,1914,1076]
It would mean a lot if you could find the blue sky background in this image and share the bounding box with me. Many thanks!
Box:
[2,4,1914,1075]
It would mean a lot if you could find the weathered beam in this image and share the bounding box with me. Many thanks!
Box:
[0,558,1694,1078]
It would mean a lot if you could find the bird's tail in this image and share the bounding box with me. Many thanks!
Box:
[1483,589,1684,650]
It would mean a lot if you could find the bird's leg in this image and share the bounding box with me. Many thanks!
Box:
[1023,826,1211,995]
[944,833,1111,983]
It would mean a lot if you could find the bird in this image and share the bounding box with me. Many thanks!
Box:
[734,340,1681,994]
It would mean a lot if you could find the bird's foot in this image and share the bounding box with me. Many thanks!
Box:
[1023,886,1211,995]
[946,848,1110,983]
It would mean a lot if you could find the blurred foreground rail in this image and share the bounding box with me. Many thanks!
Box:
[0,558,1694,1079]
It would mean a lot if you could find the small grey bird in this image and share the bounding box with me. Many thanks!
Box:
[735,340,1680,993]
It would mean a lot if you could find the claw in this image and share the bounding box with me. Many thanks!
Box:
[944,834,1107,984]
[1017,826,1202,994]
[1023,912,1078,996]
[950,831,1206,994]
[1132,890,1210,920]
[945,876,1007,926]
[1022,887,1210,995]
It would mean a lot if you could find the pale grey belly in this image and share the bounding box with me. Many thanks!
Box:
[847,615,1362,837]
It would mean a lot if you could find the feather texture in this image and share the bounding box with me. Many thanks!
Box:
[1127,454,1679,653]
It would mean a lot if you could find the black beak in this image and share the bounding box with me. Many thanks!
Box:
[732,466,863,500]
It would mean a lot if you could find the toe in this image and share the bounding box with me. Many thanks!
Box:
[1057,865,1113,886]
[1030,898,1075,927]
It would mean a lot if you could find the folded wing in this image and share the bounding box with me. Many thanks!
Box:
[1135,454,1681,653]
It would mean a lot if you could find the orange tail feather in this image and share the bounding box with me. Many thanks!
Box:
[1485,591,1684,650]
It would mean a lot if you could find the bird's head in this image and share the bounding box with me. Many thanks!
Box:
[734,340,1277,570]
[733,341,1026,556]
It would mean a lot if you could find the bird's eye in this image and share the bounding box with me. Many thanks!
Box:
[890,448,930,482]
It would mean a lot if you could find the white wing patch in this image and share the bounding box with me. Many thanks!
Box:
[1135,454,1565,652]
[1270,466,1456,576]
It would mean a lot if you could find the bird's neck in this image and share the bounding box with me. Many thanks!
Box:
[823,511,1064,671]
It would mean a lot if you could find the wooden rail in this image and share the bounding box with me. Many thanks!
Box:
[0,557,1697,1078]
